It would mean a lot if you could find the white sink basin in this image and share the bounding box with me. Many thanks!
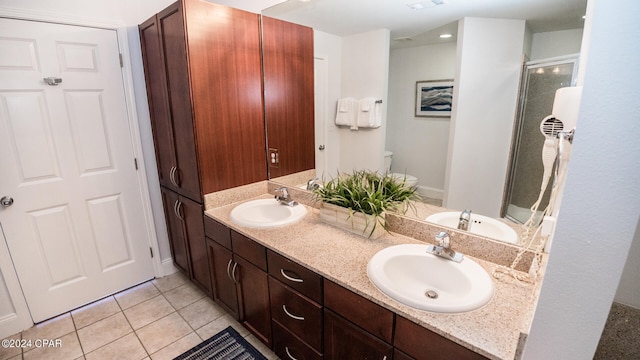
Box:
[367,244,494,313]
[230,198,307,229]
[425,212,519,244]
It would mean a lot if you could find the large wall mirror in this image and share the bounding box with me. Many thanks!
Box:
[264,0,587,248]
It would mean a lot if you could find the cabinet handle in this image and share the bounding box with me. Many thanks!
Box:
[282,305,305,321]
[174,200,183,220]
[226,259,234,281]
[285,346,299,360]
[280,269,304,283]
[230,261,239,284]
[169,166,177,186]
[382,357,387,360]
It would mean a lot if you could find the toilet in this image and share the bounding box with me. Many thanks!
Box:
[384,151,419,187]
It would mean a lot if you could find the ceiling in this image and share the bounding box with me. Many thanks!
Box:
[262,0,587,48]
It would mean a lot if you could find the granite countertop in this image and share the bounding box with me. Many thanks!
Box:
[205,194,540,360]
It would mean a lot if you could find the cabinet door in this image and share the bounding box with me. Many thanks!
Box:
[236,255,272,346]
[159,187,190,276]
[206,239,239,318]
[324,310,392,360]
[139,15,177,192]
[157,3,200,201]
[179,197,211,296]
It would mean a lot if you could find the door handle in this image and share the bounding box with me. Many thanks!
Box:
[1,196,14,207]
[43,77,62,86]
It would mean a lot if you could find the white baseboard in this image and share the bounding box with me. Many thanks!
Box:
[417,185,444,200]
[0,312,32,339]
[159,258,179,278]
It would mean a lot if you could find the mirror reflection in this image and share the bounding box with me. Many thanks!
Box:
[264,0,587,247]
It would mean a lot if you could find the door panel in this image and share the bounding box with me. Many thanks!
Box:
[0,18,154,322]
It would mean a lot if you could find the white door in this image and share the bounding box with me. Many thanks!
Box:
[0,18,154,322]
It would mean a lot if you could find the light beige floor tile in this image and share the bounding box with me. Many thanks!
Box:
[22,313,75,342]
[177,297,225,330]
[124,295,175,330]
[135,312,192,354]
[162,282,205,310]
[0,333,22,360]
[71,296,120,329]
[196,314,249,340]
[114,282,160,310]
[152,272,187,293]
[76,312,132,353]
[7,355,22,360]
[244,334,278,360]
[23,332,82,360]
[84,332,147,360]
[149,332,201,360]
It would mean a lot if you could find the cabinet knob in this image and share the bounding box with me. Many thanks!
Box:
[1,196,14,208]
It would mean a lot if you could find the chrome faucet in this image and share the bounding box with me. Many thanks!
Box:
[458,209,472,231]
[426,231,464,263]
[306,177,321,191]
[274,187,298,206]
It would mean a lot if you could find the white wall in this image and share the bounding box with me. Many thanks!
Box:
[338,29,390,174]
[530,28,584,61]
[615,223,640,309]
[444,17,525,218]
[523,0,640,358]
[387,43,456,199]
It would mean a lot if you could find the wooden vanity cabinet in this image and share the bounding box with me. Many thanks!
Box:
[268,250,324,358]
[323,280,394,360]
[204,217,271,346]
[394,316,489,360]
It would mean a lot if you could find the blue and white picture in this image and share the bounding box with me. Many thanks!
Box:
[415,80,453,117]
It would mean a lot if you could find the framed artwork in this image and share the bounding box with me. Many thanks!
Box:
[415,79,454,117]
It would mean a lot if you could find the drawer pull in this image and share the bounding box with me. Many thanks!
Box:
[282,305,305,321]
[280,269,304,283]
[285,346,299,360]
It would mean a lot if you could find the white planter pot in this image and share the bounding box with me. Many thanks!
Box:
[319,203,386,239]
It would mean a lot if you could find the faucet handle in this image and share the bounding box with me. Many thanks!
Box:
[275,187,289,198]
[435,231,450,248]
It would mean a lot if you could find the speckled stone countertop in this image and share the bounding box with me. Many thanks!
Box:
[205,194,541,360]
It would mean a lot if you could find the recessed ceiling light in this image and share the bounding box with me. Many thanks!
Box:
[440,33,453,39]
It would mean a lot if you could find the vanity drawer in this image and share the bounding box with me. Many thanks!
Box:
[273,320,323,360]
[269,277,323,351]
[231,230,267,271]
[268,250,323,303]
[323,279,394,344]
[203,216,231,250]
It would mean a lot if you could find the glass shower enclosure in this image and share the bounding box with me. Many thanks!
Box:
[503,55,579,224]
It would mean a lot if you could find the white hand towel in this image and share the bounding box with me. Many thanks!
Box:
[357,97,381,128]
[335,97,357,129]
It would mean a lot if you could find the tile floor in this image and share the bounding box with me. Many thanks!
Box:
[0,272,278,360]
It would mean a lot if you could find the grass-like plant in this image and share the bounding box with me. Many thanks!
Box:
[313,170,419,236]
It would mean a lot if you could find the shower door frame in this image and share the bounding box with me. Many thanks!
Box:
[502,54,579,224]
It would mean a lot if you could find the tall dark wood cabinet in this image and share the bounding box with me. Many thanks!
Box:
[139,0,268,293]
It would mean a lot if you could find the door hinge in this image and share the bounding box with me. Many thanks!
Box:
[119,53,124,68]
[134,158,139,170]
[149,247,154,258]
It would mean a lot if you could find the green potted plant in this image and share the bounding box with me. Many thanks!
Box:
[313,170,419,238]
